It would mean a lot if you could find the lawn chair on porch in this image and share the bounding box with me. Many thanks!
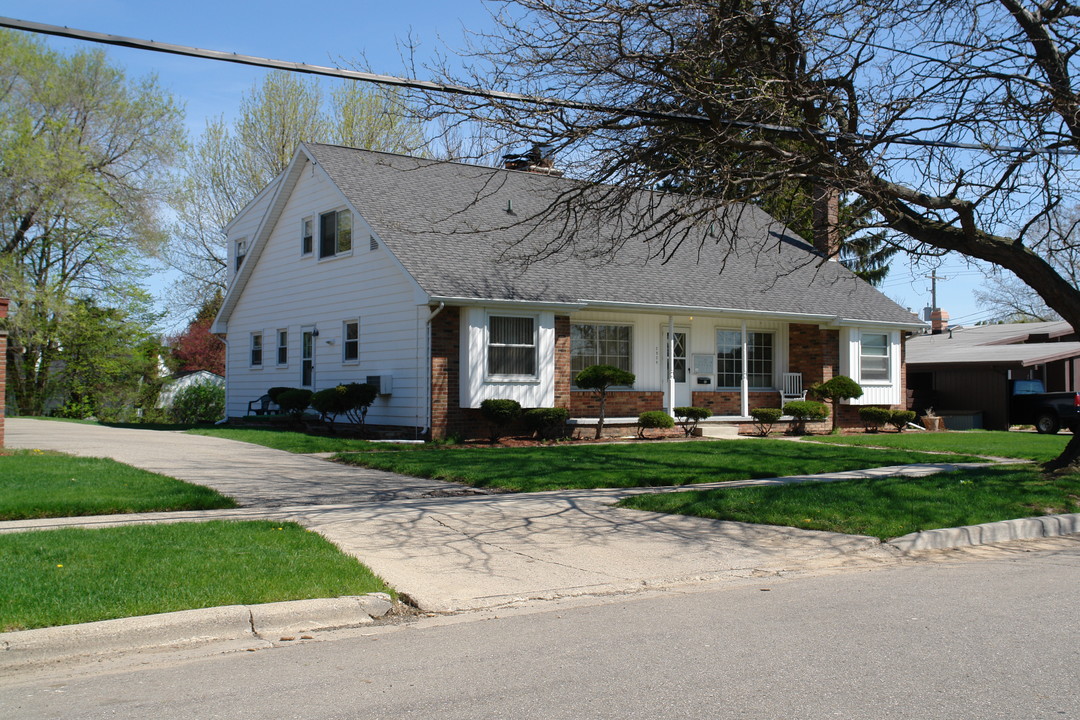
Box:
[247,394,278,416]
[779,372,807,404]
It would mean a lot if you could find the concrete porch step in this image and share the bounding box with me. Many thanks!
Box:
[697,424,742,439]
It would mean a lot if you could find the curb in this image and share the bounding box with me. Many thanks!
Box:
[888,512,1080,552]
[0,593,395,672]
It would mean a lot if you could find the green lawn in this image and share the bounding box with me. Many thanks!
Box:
[0,450,237,520]
[188,427,395,453]
[617,465,1080,540]
[333,439,983,492]
[803,430,1070,463]
[0,521,393,631]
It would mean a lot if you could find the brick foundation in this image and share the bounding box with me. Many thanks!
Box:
[570,390,664,417]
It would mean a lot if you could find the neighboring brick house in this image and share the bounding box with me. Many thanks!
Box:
[213,143,921,439]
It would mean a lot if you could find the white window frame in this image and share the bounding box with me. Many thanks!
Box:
[276,329,288,366]
[342,319,360,364]
[235,238,247,271]
[716,328,775,390]
[319,208,353,259]
[486,313,539,381]
[301,217,313,256]
[858,332,891,384]
[249,331,263,368]
[570,322,633,385]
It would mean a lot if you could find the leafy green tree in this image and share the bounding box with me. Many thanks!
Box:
[0,30,182,415]
[163,71,427,310]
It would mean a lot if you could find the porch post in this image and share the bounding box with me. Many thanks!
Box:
[740,321,749,417]
[667,315,675,416]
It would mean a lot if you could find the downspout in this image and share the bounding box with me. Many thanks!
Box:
[422,302,446,438]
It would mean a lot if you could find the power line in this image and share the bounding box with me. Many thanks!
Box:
[2,15,1078,157]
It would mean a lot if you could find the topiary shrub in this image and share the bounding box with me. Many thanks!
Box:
[480,398,523,442]
[267,387,294,404]
[523,407,570,440]
[810,375,864,432]
[749,407,783,437]
[674,406,712,437]
[340,382,378,433]
[637,410,674,439]
[276,388,313,421]
[783,400,828,435]
[311,385,353,433]
[888,409,918,432]
[858,406,892,433]
[575,364,636,439]
[170,381,225,424]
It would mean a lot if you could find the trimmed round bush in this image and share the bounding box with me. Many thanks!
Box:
[523,407,570,440]
[267,387,294,404]
[637,410,675,438]
[782,400,828,435]
[888,409,918,432]
[480,398,523,441]
[674,406,712,437]
[858,406,892,432]
[276,388,313,419]
[171,381,225,424]
[749,407,783,437]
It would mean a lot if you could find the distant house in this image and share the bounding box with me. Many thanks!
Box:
[906,321,1080,429]
[212,143,921,438]
[157,370,225,410]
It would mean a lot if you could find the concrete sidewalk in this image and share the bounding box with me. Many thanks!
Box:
[4,418,1079,667]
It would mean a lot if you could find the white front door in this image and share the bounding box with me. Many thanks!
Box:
[664,327,692,408]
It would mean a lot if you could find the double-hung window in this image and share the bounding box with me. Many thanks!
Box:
[343,319,359,363]
[301,217,313,256]
[319,209,352,258]
[250,332,263,367]
[571,324,632,380]
[276,329,288,366]
[716,330,774,389]
[488,315,536,377]
[859,332,890,382]
[235,239,247,270]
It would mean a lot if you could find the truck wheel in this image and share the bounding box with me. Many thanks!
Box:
[1035,413,1060,434]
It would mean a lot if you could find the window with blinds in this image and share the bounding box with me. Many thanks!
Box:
[488,316,537,376]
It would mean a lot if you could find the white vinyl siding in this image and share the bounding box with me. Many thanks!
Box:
[840,328,903,405]
[222,156,426,428]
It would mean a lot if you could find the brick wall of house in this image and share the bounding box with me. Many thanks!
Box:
[570,390,664,417]
[788,323,839,388]
[554,316,571,410]
[0,298,7,448]
[690,390,781,415]
[429,306,462,439]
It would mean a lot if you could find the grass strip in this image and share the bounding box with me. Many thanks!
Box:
[0,520,393,631]
[616,465,1080,540]
[802,430,1069,463]
[334,439,983,492]
[0,450,236,520]
[187,427,392,453]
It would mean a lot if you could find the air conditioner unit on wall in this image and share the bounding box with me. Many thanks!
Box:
[366,375,392,395]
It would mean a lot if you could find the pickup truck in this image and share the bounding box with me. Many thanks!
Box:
[1010,379,1080,434]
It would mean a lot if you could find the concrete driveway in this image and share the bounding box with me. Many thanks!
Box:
[5,419,899,612]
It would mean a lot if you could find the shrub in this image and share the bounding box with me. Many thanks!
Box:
[170,381,225,424]
[749,407,783,437]
[341,382,379,430]
[480,398,523,442]
[858,406,892,433]
[267,387,293,404]
[276,388,313,421]
[575,365,636,439]
[637,410,674,438]
[810,375,864,432]
[888,409,918,432]
[311,386,353,433]
[782,400,828,435]
[674,406,712,437]
[523,407,570,440]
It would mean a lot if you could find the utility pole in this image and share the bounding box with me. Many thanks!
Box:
[926,272,947,310]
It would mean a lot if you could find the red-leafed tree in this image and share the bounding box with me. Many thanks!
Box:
[169,292,224,375]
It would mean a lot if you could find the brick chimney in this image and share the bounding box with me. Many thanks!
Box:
[812,184,840,259]
[930,308,949,335]
[0,297,8,448]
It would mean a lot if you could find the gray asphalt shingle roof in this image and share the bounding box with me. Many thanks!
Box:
[305,143,920,325]
[907,321,1080,366]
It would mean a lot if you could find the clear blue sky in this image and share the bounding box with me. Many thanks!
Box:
[3,0,996,325]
